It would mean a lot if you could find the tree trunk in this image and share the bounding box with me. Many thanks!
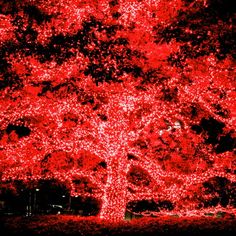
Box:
[99,155,128,221]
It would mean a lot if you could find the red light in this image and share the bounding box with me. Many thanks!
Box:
[0,0,235,222]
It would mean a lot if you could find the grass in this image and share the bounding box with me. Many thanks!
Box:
[0,214,236,236]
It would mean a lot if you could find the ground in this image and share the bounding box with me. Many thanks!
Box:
[1,215,236,236]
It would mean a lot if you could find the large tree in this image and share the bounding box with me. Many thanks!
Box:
[0,0,235,221]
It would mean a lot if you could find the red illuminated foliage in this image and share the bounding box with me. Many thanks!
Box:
[0,0,235,221]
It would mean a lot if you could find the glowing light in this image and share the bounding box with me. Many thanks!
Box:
[0,0,235,223]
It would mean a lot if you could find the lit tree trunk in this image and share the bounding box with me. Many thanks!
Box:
[99,154,128,221]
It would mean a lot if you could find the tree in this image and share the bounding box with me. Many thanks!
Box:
[0,0,235,221]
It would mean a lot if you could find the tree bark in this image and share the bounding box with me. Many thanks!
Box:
[99,155,128,221]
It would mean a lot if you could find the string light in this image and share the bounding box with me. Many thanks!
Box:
[0,0,235,222]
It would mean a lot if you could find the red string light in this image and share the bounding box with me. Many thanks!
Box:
[0,0,235,221]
